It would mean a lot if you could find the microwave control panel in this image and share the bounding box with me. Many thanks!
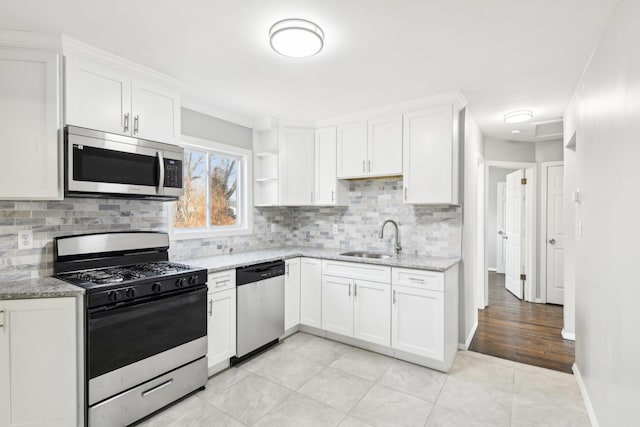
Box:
[164,159,183,188]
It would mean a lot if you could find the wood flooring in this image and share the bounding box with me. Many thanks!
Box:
[469,272,575,373]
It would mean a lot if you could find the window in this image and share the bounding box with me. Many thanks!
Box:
[171,136,252,239]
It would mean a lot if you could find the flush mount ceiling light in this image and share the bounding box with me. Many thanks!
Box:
[269,18,324,58]
[510,129,522,135]
[504,110,533,123]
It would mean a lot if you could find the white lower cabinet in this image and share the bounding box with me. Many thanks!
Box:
[321,275,354,336]
[391,285,444,360]
[353,280,391,346]
[300,258,322,328]
[207,269,236,374]
[0,297,78,427]
[284,258,301,330]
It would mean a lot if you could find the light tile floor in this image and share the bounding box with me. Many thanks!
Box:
[137,332,590,427]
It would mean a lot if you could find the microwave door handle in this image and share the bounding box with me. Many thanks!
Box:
[157,151,165,195]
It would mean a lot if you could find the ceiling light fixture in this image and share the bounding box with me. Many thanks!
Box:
[504,110,533,123]
[510,129,521,135]
[269,18,324,58]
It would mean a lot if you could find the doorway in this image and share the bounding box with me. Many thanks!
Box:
[469,161,574,373]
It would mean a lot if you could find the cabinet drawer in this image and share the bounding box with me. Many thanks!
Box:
[207,269,236,293]
[322,260,391,283]
[391,267,444,291]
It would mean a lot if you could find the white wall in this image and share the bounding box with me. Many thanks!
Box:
[484,138,535,162]
[181,108,253,149]
[535,139,564,162]
[461,109,484,345]
[564,1,640,424]
[487,168,517,270]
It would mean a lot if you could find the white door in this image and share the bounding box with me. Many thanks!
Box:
[367,115,403,177]
[0,298,77,427]
[337,122,368,178]
[284,258,301,330]
[315,127,338,205]
[321,275,354,336]
[391,285,444,360]
[353,280,391,346]
[300,258,322,328]
[65,55,131,135]
[279,128,315,205]
[131,78,180,144]
[0,48,61,200]
[207,289,236,368]
[505,170,525,299]
[496,182,507,274]
[546,165,565,305]
[402,105,455,204]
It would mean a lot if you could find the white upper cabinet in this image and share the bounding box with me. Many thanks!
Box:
[367,115,403,177]
[65,54,181,144]
[65,55,131,135]
[0,47,62,200]
[403,104,460,205]
[337,121,368,178]
[315,127,349,206]
[279,128,315,205]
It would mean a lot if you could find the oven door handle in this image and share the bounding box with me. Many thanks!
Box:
[157,151,165,195]
[141,379,173,397]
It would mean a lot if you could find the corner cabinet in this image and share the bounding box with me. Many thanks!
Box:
[0,47,62,200]
[402,104,460,205]
[284,258,301,331]
[207,270,236,375]
[0,297,78,427]
[65,55,181,144]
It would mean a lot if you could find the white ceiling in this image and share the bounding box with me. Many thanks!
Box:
[0,0,617,141]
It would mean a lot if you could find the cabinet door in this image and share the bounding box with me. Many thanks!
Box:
[279,128,315,205]
[403,105,455,204]
[65,55,131,135]
[131,78,181,144]
[285,258,301,330]
[367,115,403,177]
[300,258,322,328]
[353,280,391,346]
[207,289,236,367]
[391,285,444,360]
[315,127,338,205]
[0,298,77,427]
[321,276,353,336]
[0,49,61,200]
[337,122,368,178]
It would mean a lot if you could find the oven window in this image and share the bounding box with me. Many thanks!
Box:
[73,145,159,186]
[87,288,207,379]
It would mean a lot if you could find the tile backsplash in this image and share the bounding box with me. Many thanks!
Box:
[0,178,460,281]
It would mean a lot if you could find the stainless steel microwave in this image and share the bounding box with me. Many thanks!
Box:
[65,126,184,200]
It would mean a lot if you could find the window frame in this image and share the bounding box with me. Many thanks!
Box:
[169,135,253,240]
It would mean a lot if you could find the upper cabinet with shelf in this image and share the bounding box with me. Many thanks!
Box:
[65,54,181,144]
[253,128,279,206]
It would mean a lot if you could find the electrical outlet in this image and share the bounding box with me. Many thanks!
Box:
[271,223,277,233]
[333,224,339,234]
[18,230,33,250]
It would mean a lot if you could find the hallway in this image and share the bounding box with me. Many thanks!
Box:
[469,272,575,373]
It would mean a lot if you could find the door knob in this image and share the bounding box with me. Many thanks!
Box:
[548,238,556,245]
[498,230,504,235]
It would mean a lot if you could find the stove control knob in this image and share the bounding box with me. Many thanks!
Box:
[107,290,121,302]
[126,288,135,298]
[152,282,163,293]
[175,277,186,288]
[188,275,198,285]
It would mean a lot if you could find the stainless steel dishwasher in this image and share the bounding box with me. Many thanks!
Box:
[232,260,285,364]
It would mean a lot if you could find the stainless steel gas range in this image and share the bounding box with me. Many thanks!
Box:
[54,231,208,427]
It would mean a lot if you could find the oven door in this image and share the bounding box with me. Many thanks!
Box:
[87,286,207,404]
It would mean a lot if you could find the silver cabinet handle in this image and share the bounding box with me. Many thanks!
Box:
[208,299,213,316]
[362,160,365,173]
[348,283,351,297]
[133,115,139,134]
[408,277,424,283]
[548,238,556,244]
[123,113,130,132]
[331,190,335,202]
[404,187,408,201]
[0,310,4,328]
[215,279,228,288]
[368,160,371,172]
[286,264,290,275]
[393,290,397,304]
[142,379,173,397]
[354,283,357,297]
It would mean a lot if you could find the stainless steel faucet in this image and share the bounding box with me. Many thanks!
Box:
[378,219,402,254]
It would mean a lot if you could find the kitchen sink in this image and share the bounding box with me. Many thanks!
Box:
[340,251,394,259]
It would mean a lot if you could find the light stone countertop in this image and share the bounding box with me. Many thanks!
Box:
[0,277,84,300]
[179,246,460,273]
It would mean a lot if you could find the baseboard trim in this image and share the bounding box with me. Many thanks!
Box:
[458,320,478,350]
[562,329,576,341]
[488,268,497,272]
[573,363,599,427]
